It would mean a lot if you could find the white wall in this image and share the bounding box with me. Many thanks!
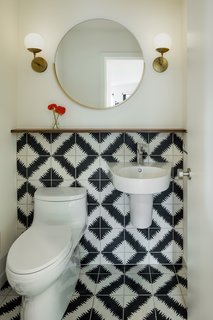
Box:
[187,0,213,319]
[17,0,185,129]
[0,0,18,285]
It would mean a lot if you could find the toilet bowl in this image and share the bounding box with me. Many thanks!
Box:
[6,187,87,320]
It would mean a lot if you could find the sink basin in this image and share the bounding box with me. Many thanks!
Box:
[108,162,171,194]
[108,162,171,229]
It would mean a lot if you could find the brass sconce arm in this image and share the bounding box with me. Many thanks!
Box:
[24,34,48,73]
[153,34,171,73]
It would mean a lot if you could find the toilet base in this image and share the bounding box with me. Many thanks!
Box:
[20,247,80,320]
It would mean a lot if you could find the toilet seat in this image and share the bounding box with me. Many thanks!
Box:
[7,225,72,275]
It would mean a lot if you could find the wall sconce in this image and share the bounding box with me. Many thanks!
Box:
[24,33,48,73]
[153,33,171,73]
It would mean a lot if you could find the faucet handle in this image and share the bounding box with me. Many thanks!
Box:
[137,142,146,151]
[136,142,147,164]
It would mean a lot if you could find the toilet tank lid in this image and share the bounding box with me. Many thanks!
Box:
[34,187,86,201]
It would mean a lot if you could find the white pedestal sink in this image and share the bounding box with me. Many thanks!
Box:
[108,162,171,228]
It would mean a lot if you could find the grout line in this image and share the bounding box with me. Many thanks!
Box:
[175,269,187,300]
[88,295,95,320]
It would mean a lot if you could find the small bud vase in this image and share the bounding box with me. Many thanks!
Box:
[53,111,59,129]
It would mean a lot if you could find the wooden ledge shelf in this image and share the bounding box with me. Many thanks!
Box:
[11,128,187,133]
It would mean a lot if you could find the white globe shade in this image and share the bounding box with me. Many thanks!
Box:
[154,33,172,50]
[24,33,44,50]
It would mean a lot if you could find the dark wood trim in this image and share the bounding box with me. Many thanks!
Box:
[11,128,187,133]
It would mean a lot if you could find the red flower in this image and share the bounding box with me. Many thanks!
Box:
[55,106,66,115]
[48,103,57,111]
[47,103,66,129]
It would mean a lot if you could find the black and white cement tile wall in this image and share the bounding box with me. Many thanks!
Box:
[0,264,187,319]
[16,131,184,265]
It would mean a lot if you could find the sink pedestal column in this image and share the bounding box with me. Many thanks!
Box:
[129,194,153,229]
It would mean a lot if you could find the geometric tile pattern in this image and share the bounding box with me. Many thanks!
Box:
[0,264,187,319]
[16,131,185,265]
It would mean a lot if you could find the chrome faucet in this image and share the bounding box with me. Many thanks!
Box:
[137,143,144,165]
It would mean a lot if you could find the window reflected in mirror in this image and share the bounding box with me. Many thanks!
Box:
[105,57,144,107]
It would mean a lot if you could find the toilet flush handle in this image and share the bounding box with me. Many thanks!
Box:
[177,168,192,180]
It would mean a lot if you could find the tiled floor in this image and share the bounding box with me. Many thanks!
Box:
[0,264,187,320]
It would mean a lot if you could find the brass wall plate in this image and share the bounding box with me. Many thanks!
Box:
[153,57,168,73]
[31,57,48,73]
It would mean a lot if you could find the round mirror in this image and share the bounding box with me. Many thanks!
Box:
[54,19,144,109]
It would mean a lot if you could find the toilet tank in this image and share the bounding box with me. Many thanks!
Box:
[33,187,87,231]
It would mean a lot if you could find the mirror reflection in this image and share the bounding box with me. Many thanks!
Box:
[54,19,144,109]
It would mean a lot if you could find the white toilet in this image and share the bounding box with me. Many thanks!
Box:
[6,187,87,320]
